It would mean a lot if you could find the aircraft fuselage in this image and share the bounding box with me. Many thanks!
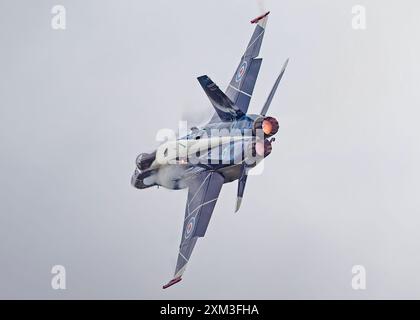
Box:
[131,114,278,190]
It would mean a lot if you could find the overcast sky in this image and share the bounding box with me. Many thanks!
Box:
[1,0,420,299]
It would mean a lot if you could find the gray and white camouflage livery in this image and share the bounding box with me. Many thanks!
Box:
[131,11,289,288]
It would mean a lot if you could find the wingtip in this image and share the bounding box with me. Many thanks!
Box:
[162,276,182,289]
[251,11,270,24]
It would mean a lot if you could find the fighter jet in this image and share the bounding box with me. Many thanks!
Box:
[131,11,289,289]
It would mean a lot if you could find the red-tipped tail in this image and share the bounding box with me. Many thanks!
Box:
[251,11,270,24]
[162,276,182,289]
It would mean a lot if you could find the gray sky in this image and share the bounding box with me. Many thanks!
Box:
[1,0,420,299]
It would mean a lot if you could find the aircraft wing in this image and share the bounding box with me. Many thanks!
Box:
[224,12,270,115]
[163,171,224,289]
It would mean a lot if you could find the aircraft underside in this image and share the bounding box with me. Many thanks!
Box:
[131,10,289,289]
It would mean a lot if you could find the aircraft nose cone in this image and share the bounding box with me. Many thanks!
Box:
[136,152,156,171]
